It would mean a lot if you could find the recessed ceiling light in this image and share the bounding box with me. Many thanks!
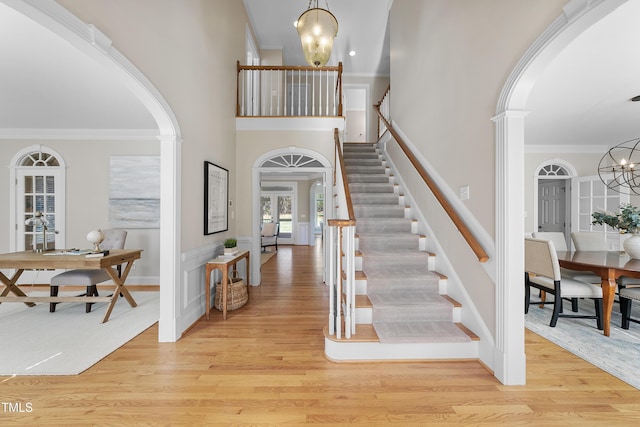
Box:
[632,95,640,102]
[349,50,356,56]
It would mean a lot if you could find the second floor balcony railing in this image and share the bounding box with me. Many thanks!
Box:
[237,61,342,118]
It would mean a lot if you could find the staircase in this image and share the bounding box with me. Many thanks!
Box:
[325,143,479,361]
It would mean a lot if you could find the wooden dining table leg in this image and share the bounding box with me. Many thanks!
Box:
[601,273,617,337]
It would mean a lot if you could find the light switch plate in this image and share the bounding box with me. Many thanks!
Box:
[459,185,470,200]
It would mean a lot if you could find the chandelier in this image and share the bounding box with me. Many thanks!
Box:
[598,137,640,195]
[296,0,338,67]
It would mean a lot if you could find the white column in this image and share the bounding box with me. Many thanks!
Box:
[492,110,528,385]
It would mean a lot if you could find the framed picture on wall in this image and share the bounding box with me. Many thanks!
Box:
[204,161,229,235]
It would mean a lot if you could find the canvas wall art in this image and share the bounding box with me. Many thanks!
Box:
[109,156,160,228]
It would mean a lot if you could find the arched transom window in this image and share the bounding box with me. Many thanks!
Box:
[11,147,66,258]
[538,164,568,176]
[261,154,324,168]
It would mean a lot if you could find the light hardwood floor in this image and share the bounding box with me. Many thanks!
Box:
[2,243,640,425]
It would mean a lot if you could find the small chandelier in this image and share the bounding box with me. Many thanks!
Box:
[598,137,640,195]
[296,0,338,67]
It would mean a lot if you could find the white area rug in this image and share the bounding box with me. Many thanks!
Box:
[525,295,640,390]
[0,291,159,376]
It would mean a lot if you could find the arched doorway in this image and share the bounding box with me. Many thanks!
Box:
[533,160,576,249]
[4,1,182,342]
[494,0,629,384]
[251,148,333,285]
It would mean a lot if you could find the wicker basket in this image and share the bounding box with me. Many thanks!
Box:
[214,271,248,311]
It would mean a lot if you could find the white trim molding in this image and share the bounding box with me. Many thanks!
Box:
[3,0,183,343]
[494,0,629,385]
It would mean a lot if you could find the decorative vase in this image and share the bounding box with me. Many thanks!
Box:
[224,246,237,255]
[623,234,640,259]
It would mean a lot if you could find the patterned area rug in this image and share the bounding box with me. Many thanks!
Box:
[525,295,640,390]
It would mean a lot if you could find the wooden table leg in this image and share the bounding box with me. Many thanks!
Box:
[246,252,250,301]
[222,264,228,320]
[205,264,212,320]
[601,274,617,337]
[101,262,138,323]
[0,269,34,307]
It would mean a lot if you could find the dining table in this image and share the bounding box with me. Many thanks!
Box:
[556,250,640,337]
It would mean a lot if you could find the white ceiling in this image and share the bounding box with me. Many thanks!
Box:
[0,2,156,131]
[1,0,639,150]
[525,1,640,147]
[243,0,392,76]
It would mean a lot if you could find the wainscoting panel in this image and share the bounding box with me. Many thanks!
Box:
[297,222,309,245]
[179,242,221,334]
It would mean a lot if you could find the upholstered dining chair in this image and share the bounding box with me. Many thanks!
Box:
[49,229,128,313]
[261,222,279,252]
[532,231,601,311]
[620,287,640,329]
[524,237,603,329]
[571,231,608,251]
[571,231,640,292]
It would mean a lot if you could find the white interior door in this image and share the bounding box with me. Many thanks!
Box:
[15,167,66,283]
[344,86,368,142]
[538,179,566,233]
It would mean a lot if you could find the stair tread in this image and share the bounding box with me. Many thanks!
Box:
[373,321,472,344]
[368,292,449,307]
[332,143,480,355]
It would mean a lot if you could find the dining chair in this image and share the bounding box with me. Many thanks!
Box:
[571,231,608,251]
[570,232,640,295]
[49,229,128,313]
[532,231,601,311]
[524,237,603,329]
[620,287,640,329]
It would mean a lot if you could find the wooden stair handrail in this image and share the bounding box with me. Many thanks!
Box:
[374,105,489,263]
[333,128,356,224]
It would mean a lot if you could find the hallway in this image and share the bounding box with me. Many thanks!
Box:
[2,244,639,424]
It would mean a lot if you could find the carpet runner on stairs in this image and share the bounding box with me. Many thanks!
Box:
[344,142,471,344]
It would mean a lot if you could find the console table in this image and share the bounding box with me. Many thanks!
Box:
[205,251,250,320]
[0,249,141,323]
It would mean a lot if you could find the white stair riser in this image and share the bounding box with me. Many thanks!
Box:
[356,307,372,324]
[325,338,479,361]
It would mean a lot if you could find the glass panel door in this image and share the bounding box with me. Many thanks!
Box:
[16,168,65,283]
[260,182,296,245]
[277,195,292,239]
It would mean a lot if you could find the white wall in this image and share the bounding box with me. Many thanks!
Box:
[524,150,640,234]
[389,0,565,357]
[0,139,160,281]
[59,0,252,334]
[235,129,336,242]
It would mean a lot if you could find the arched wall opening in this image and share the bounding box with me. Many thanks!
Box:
[493,0,629,384]
[252,148,333,285]
[2,0,183,342]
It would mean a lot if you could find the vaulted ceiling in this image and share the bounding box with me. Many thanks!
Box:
[1,0,638,150]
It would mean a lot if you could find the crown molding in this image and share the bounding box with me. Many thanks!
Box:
[0,128,160,140]
[524,144,609,154]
